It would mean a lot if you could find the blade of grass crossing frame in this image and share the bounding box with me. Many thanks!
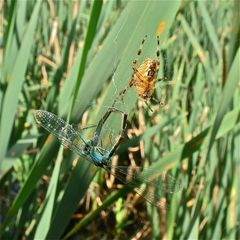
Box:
[69,0,103,117]
[34,147,64,239]
[1,0,16,81]
[204,49,239,162]
[198,1,221,58]
[0,1,42,167]
[1,139,59,231]
[46,159,96,239]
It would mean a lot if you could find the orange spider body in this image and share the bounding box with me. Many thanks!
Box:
[112,35,163,110]
[131,58,160,100]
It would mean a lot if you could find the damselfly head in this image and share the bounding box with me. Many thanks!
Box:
[83,143,91,154]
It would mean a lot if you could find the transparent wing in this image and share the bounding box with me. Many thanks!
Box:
[103,165,182,208]
[35,110,121,163]
[73,124,97,131]
[35,110,90,160]
[35,110,181,208]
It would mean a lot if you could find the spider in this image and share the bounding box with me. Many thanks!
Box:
[113,35,166,110]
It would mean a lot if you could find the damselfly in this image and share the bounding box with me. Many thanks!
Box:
[35,109,181,208]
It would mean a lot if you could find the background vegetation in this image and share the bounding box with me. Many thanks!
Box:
[0,0,239,239]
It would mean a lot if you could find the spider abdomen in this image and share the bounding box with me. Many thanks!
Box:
[132,58,159,100]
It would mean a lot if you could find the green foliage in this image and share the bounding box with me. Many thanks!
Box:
[0,0,239,239]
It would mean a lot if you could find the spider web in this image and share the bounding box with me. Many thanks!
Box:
[103,164,182,208]
[36,110,182,209]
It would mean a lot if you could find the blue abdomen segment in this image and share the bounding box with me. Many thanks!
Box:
[90,151,110,167]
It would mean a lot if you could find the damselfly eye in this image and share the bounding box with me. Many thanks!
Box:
[83,144,90,153]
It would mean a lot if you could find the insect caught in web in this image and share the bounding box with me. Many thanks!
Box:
[113,35,167,111]
[35,108,127,167]
[35,109,181,208]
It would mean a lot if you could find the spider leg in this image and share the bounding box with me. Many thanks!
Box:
[100,138,103,149]
[157,77,169,82]
[155,35,161,72]
[144,101,153,112]
[132,35,148,71]
[112,79,135,108]
[151,96,166,106]
[156,35,160,61]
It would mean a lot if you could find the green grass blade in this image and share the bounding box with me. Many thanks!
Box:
[0,1,42,166]
[206,48,239,157]
[34,147,63,239]
[198,1,221,58]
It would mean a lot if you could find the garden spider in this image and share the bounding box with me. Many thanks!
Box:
[113,35,166,110]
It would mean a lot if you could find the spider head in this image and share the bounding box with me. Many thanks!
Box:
[147,59,160,77]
